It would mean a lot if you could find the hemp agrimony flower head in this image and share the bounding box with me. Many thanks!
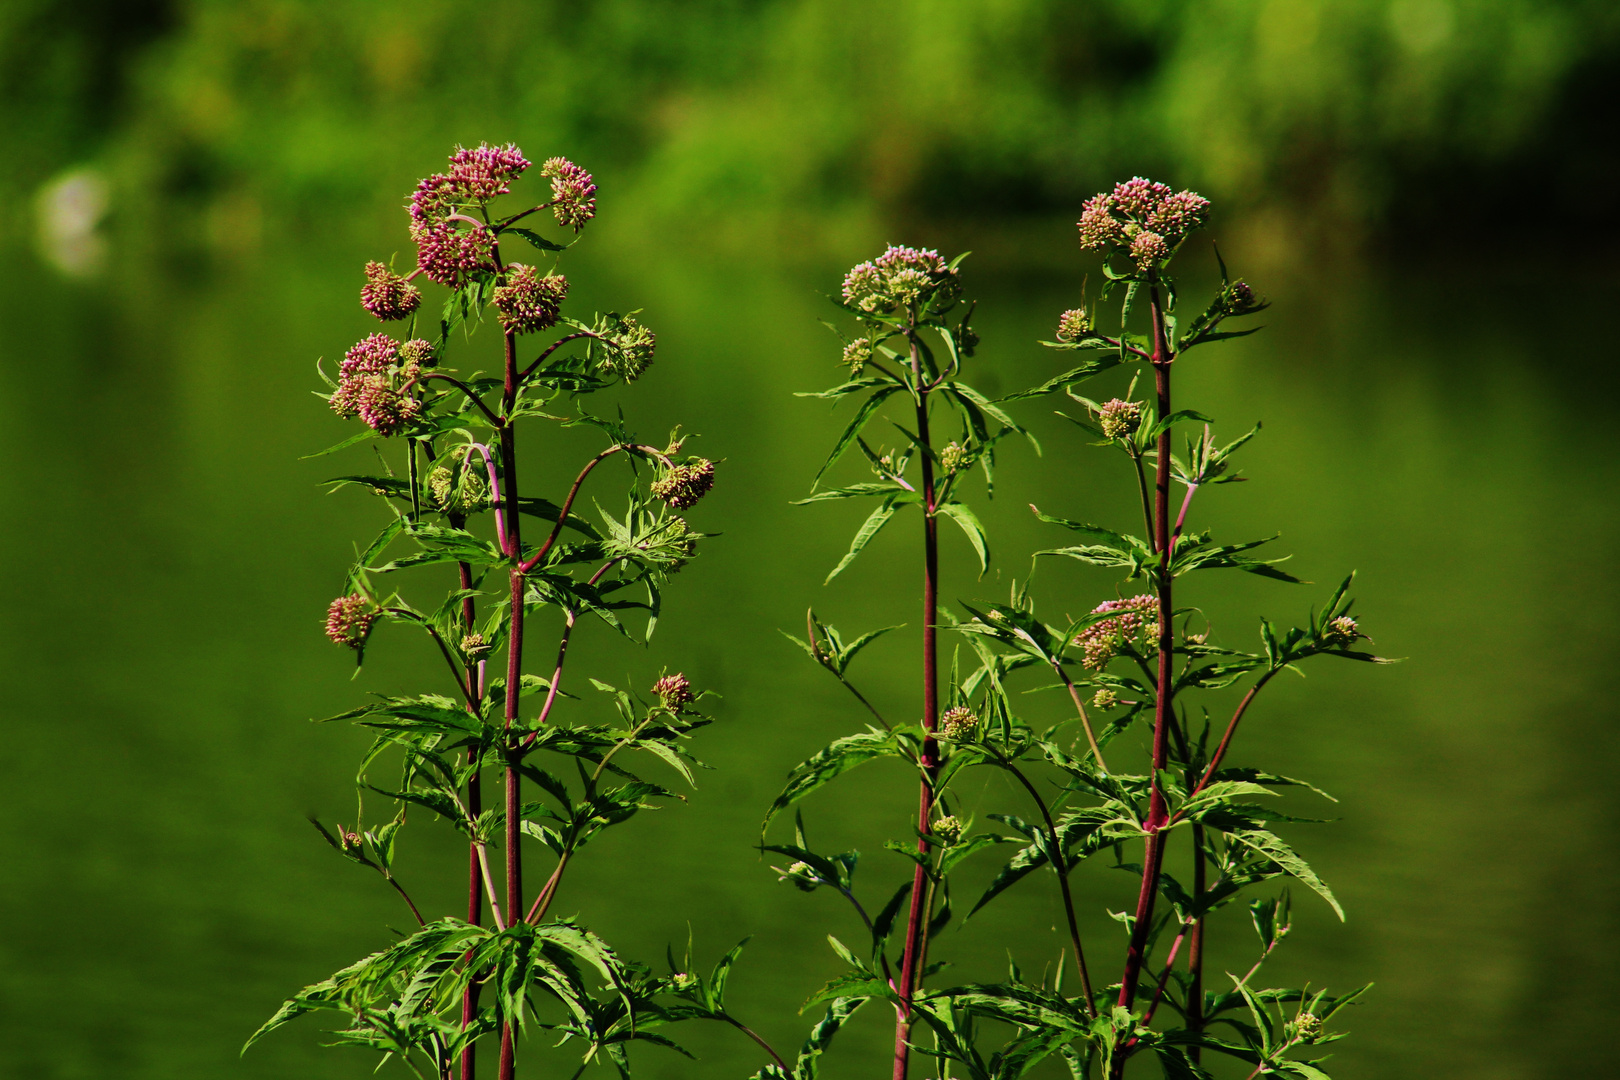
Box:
[493,264,568,334]
[841,336,874,375]
[542,157,597,230]
[1056,306,1092,342]
[329,332,422,436]
[1074,594,1158,669]
[939,441,974,475]
[653,672,695,709]
[1077,176,1211,273]
[930,815,965,846]
[446,141,531,200]
[359,261,421,321]
[1096,398,1143,439]
[938,705,978,740]
[841,244,962,317]
[323,594,376,649]
[587,312,658,382]
[651,459,716,510]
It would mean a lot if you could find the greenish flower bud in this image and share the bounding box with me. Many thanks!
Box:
[780,860,821,891]
[1097,399,1142,439]
[939,441,972,475]
[1289,1012,1323,1044]
[1324,615,1359,648]
[842,337,874,374]
[931,815,964,846]
[670,971,698,991]
[460,632,491,660]
[938,705,978,740]
[1091,688,1119,710]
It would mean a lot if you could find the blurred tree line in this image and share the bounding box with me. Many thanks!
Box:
[4,0,1616,254]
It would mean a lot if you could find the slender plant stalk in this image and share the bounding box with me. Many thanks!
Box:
[497,313,524,1080]
[893,324,941,1080]
[984,747,1097,1012]
[1188,824,1206,1066]
[458,558,482,1080]
[1114,285,1176,1076]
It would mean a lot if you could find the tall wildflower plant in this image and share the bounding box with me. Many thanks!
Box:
[247,144,757,1080]
[765,184,1390,1080]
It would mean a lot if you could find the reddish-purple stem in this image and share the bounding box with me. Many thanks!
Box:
[893,327,940,1080]
[1113,285,1176,1076]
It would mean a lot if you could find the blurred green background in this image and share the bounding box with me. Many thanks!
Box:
[3,1,1617,1078]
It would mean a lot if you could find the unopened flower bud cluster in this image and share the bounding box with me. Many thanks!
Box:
[331,332,432,436]
[1056,307,1092,342]
[1097,399,1143,439]
[653,672,695,709]
[652,459,715,510]
[938,705,978,740]
[494,264,568,335]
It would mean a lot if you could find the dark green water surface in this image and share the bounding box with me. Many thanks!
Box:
[0,227,1614,1079]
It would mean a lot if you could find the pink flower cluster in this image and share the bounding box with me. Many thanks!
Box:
[360,261,421,321]
[448,142,531,201]
[542,157,596,230]
[841,245,960,316]
[325,594,376,649]
[653,672,695,708]
[1074,595,1158,669]
[494,264,569,334]
[408,172,495,288]
[651,459,715,509]
[408,143,530,289]
[330,332,425,436]
[1077,177,1210,273]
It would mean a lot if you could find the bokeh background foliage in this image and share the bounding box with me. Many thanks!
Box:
[1,1,1617,1078]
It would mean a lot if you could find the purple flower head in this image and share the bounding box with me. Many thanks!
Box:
[1112,177,1174,219]
[360,261,421,321]
[408,173,457,229]
[1129,229,1169,270]
[651,459,715,510]
[341,332,399,377]
[325,594,376,649]
[542,157,597,230]
[493,265,568,334]
[653,672,695,709]
[411,219,494,289]
[447,142,530,201]
[331,333,421,436]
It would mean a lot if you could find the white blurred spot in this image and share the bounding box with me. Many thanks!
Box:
[1390,0,1455,54]
[35,168,109,278]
